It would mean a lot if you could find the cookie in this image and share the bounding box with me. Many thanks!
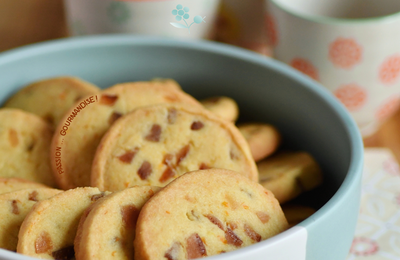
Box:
[3,77,100,127]
[0,188,61,251]
[51,79,202,189]
[0,178,48,195]
[134,169,288,260]
[238,123,281,162]
[258,152,323,204]
[91,104,258,191]
[200,96,239,122]
[74,186,161,260]
[17,187,110,259]
[0,109,56,187]
[281,204,316,228]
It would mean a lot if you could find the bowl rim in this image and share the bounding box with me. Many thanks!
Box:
[0,35,364,258]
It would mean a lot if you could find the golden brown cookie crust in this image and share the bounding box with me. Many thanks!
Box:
[238,123,281,162]
[0,109,56,187]
[0,178,48,195]
[258,151,323,204]
[134,169,288,260]
[51,80,202,189]
[3,77,100,127]
[201,96,239,122]
[91,104,258,191]
[17,187,110,259]
[0,188,61,251]
[74,186,161,260]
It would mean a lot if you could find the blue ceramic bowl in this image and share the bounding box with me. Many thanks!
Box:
[0,36,363,260]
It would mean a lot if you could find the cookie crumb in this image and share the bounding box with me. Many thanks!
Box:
[199,163,210,170]
[118,148,139,164]
[28,191,39,201]
[138,161,152,180]
[145,124,162,142]
[225,228,242,247]
[167,108,178,124]
[190,121,204,130]
[176,145,190,165]
[256,211,270,224]
[90,192,106,201]
[100,94,118,106]
[244,224,261,242]
[8,129,19,147]
[205,215,224,230]
[159,167,175,183]
[186,233,207,259]
[11,200,19,214]
[35,231,53,254]
[165,242,181,260]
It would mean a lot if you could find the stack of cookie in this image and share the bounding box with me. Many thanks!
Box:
[0,77,323,259]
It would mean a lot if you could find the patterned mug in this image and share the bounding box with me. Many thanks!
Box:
[64,0,220,39]
[265,0,400,137]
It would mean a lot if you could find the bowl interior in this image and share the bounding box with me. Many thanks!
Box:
[0,36,360,210]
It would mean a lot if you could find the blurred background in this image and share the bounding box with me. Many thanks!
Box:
[0,0,67,52]
[0,0,399,161]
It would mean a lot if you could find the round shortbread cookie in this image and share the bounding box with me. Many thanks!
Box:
[0,188,61,251]
[258,152,323,204]
[74,186,161,260]
[200,96,239,122]
[51,80,202,189]
[0,109,56,187]
[91,104,257,191]
[3,77,100,127]
[134,169,288,260]
[0,178,48,195]
[238,123,281,162]
[17,187,110,259]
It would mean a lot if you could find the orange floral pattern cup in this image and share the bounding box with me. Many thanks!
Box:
[266,0,400,136]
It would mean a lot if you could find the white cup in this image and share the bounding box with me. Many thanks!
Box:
[266,0,400,137]
[64,0,220,39]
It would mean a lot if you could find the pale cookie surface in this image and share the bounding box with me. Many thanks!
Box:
[200,96,239,122]
[91,104,257,191]
[258,151,323,204]
[17,187,110,259]
[51,80,202,189]
[74,186,161,260]
[0,188,61,251]
[0,109,56,187]
[238,123,281,162]
[0,178,48,195]
[134,169,288,260]
[3,77,100,127]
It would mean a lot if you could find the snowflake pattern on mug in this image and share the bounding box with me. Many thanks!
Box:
[350,237,379,256]
[265,14,278,47]
[379,54,400,85]
[334,84,367,111]
[170,4,206,34]
[375,97,400,121]
[290,58,319,81]
[329,38,362,69]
